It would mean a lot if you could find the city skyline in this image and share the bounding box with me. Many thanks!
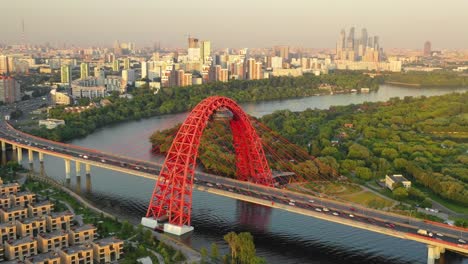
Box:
[2,0,468,49]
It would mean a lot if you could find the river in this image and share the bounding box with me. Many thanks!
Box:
[23,85,468,264]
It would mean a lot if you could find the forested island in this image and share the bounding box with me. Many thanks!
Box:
[27,72,381,141]
[150,92,468,210]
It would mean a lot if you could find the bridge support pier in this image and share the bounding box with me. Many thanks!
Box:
[141,217,194,236]
[427,245,444,264]
[76,161,81,177]
[1,141,5,152]
[64,159,71,180]
[38,152,44,163]
[28,149,33,164]
[17,147,22,163]
[85,164,91,175]
[85,164,91,193]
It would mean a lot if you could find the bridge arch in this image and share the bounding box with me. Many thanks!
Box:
[146,96,273,227]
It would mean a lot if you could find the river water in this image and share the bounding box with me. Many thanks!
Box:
[24,85,468,264]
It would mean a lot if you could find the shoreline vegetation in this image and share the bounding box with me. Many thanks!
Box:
[384,72,468,87]
[22,72,382,142]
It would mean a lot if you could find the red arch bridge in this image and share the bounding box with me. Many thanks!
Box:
[0,96,466,263]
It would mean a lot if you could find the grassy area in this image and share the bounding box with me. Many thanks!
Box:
[339,191,395,209]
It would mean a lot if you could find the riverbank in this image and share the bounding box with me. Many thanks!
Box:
[23,172,201,263]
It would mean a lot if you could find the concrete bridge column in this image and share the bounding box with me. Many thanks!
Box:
[85,163,91,193]
[427,245,443,264]
[76,161,81,177]
[1,141,6,152]
[38,152,44,163]
[28,149,33,164]
[64,159,71,180]
[17,147,22,163]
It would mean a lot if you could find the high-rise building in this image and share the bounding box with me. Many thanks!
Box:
[122,69,135,84]
[271,56,283,69]
[80,63,89,79]
[200,41,211,64]
[347,27,355,49]
[60,65,71,85]
[336,29,346,59]
[141,61,148,79]
[424,41,432,56]
[94,67,105,86]
[0,76,21,103]
[0,55,9,75]
[112,60,120,72]
[123,58,130,70]
[274,46,289,60]
[361,28,368,49]
[188,37,199,48]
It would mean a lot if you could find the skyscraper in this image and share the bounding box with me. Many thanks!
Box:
[336,29,346,59]
[80,62,89,79]
[60,65,71,85]
[188,37,199,48]
[274,46,289,60]
[123,58,130,70]
[0,55,9,75]
[200,41,211,64]
[361,28,368,48]
[112,60,120,72]
[141,61,148,79]
[347,27,355,49]
[424,41,432,56]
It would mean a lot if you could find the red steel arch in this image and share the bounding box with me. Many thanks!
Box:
[146,96,273,226]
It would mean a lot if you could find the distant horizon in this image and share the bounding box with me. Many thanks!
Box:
[2,0,468,49]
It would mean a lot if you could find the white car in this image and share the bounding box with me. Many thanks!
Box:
[428,232,433,237]
[83,155,88,159]
[323,208,329,212]
[101,159,106,163]
[349,214,355,218]
[206,183,213,187]
[289,199,296,203]
[458,239,466,244]
[332,212,339,216]
[308,200,315,203]
[436,233,443,237]
[315,208,322,212]
[289,202,295,206]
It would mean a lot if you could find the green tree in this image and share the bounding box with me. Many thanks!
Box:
[392,187,409,201]
[210,242,219,261]
[200,247,208,263]
[355,167,372,180]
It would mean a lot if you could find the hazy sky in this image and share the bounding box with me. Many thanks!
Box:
[2,0,468,49]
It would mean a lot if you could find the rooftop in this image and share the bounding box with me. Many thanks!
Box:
[72,224,96,232]
[38,230,67,239]
[60,244,92,254]
[14,191,35,197]
[49,211,73,218]
[27,251,60,262]
[93,237,123,247]
[387,174,410,183]
[18,216,45,224]
[1,205,27,213]
[30,200,53,207]
[1,182,20,188]
[7,236,35,246]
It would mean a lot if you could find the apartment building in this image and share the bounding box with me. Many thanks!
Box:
[28,201,53,217]
[92,237,124,263]
[0,222,17,242]
[16,217,47,237]
[0,183,20,196]
[37,230,69,253]
[25,251,61,264]
[46,211,74,232]
[0,206,28,222]
[11,192,36,207]
[68,225,96,245]
[4,236,38,260]
[59,244,93,264]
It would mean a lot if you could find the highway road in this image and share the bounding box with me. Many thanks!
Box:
[0,103,467,255]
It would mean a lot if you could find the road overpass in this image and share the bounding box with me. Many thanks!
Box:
[0,121,467,264]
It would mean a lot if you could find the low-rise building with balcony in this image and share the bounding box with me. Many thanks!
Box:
[0,206,28,223]
[28,201,53,217]
[11,192,36,207]
[68,225,97,245]
[16,217,47,237]
[4,236,38,260]
[92,237,124,263]
[0,194,11,208]
[46,211,74,232]
[36,230,69,253]
[0,222,17,243]
[25,251,61,264]
[0,183,20,196]
[59,244,93,264]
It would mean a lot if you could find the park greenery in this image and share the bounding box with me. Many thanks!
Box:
[25,72,381,141]
[384,71,468,87]
[259,92,468,207]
